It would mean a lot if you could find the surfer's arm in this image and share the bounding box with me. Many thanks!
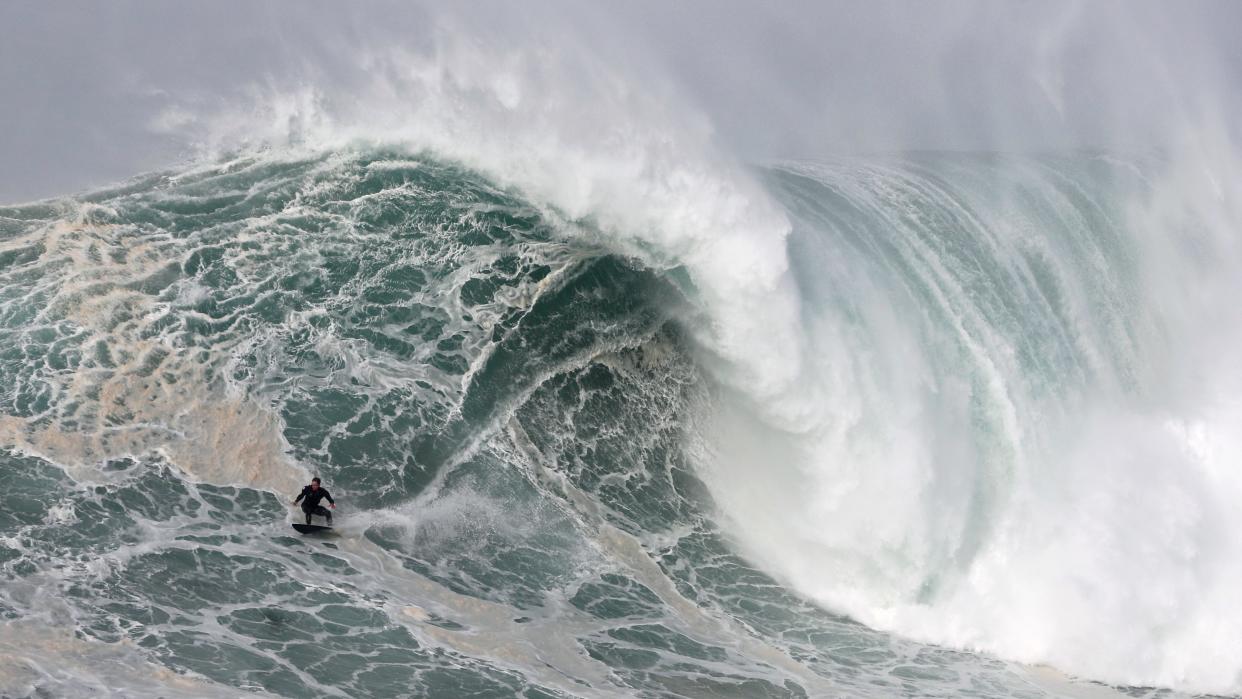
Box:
[293,490,305,505]
[326,491,336,507]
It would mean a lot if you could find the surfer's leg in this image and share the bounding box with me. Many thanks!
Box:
[304,509,312,525]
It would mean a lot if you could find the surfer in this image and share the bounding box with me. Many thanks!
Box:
[293,477,336,526]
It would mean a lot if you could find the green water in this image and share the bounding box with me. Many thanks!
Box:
[0,151,1194,698]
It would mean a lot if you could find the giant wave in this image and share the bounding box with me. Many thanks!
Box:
[1,145,1239,697]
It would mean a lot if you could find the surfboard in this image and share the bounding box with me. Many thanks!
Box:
[292,523,333,534]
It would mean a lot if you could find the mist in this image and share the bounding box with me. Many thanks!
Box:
[3,0,1240,203]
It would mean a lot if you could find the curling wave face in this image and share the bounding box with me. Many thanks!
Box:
[713,154,1242,693]
[0,149,1239,697]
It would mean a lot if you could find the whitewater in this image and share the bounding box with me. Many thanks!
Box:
[3,7,1242,699]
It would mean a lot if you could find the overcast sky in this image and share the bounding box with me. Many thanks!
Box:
[2,0,1240,203]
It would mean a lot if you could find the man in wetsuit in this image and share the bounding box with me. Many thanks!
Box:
[293,477,336,525]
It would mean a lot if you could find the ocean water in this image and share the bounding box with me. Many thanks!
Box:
[0,149,1239,698]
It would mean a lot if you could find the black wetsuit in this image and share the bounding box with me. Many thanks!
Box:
[294,486,335,525]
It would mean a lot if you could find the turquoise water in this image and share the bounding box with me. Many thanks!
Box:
[0,151,1230,697]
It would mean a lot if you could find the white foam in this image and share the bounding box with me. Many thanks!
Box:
[0,211,305,494]
[0,621,263,699]
[698,151,1242,694]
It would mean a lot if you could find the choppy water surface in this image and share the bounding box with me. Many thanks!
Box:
[0,151,1235,698]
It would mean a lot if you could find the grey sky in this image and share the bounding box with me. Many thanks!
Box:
[2,0,1240,203]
